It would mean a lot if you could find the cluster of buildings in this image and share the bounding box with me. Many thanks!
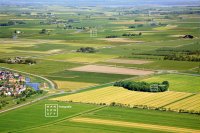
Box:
[0,70,40,96]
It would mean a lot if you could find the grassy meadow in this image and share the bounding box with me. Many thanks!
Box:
[0,3,200,133]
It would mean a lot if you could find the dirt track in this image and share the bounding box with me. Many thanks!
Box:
[99,38,144,43]
[70,117,200,133]
[70,65,154,76]
[106,59,153,64]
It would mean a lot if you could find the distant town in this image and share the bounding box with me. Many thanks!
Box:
[0,70,40,96]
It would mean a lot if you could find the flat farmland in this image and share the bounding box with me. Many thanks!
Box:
[105,59,153,64]
[51,86,194,111]
[69,117,200,133]
[69,65,154,76]
[0,100,98,133]
[54,80,97,91]
[138,74,200,93]
[48,70,133,84]
[0,3,200,133]
[46,53,117,63]
[165,94,200,112]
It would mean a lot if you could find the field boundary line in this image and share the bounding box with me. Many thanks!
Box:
[160,93,197,108]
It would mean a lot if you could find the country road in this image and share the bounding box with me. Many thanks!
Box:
[0,92,65,114]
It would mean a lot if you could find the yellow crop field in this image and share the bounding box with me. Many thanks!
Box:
[54,80,97,91]
[165,94,200,112]
[70,117,200,133]
[51,86,193,110]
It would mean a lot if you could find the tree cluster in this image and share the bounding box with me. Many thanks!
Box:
[114,80,169,92]
[19,88,43,98]
[0,57,36,64]
[15,88,43,104]
[40,29,48,34]
[76,47,96,53]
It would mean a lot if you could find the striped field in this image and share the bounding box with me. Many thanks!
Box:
[70,117,200,133]
[166,94,200,112]
[51,86,196,111]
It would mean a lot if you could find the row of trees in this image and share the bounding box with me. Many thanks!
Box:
[109,102,200,115]
[164,54,200,62]
[0,21,26,26]
[106,35,118,38]
[114,81,169,92]
[122,32,142,37]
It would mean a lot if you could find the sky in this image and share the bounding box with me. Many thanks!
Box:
[1,0,200,7]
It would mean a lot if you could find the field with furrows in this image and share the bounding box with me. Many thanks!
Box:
[51,86,195,110]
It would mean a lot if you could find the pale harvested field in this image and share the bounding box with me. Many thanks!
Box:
[51,86,192,109]
[0,39,66,45]
[174,22,200,24]
[70,117,200,133]
[9,28,55,31]
[99,38,144,43]
[10,18,45,21]
[69,65,154,76]
[169,35,185,38]
[54,80,97,91]
[111,21,146,24]
[105,59,153,64]
[166,94,200,112]
[154,25,177,31]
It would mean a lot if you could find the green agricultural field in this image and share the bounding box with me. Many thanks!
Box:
[138,74,200,92]
[45,52,117,63]
[1,101,199,133]
[0,60,81,75]
[0,100,98,133]
[0,1,200,133]
[98,60,199,71]
[82,107,200,130]
[21,121,168,133]
[48,70,133,84]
